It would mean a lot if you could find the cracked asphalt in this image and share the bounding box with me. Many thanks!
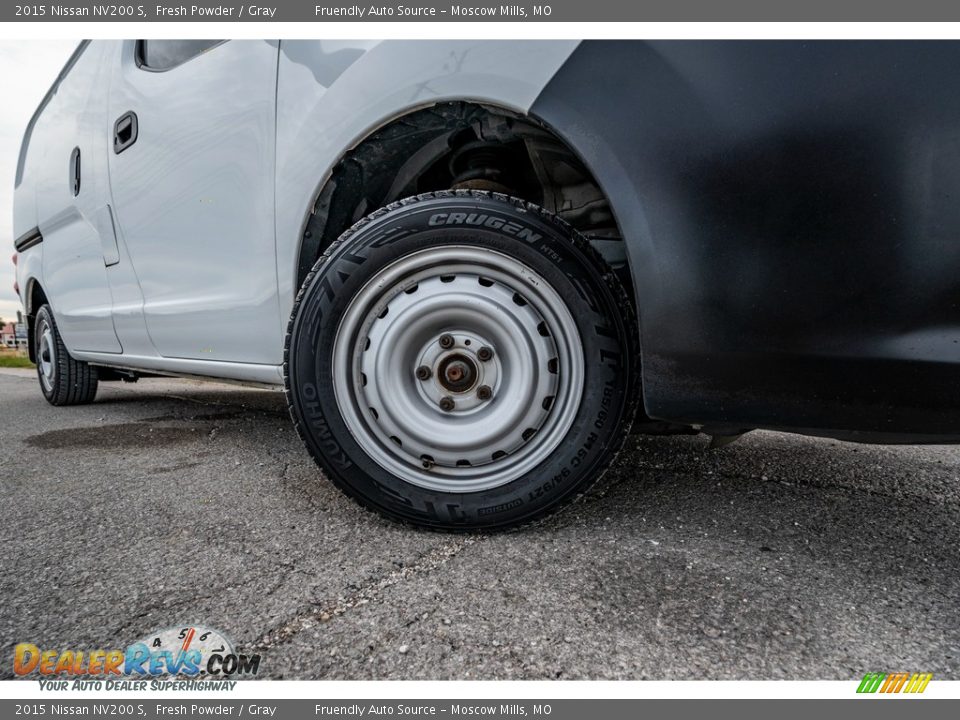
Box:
[1,369,958,679]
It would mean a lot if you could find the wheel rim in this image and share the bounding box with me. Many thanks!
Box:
[332,246,585,493]
[37,320,55,393]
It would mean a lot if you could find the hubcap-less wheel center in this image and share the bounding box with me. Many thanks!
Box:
[438,354,477,393]
[414,330,500,414]
[332,246,585,493]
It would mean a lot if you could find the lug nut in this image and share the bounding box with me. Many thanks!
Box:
[415,365,432,381]
[477,385,493,401]
[438,333,455,349]
[439,396,456,412]
[477,346,494,362]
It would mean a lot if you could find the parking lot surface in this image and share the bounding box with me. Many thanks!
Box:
[1,369,958,679]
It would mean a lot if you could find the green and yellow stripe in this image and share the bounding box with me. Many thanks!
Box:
[857,672,932,694]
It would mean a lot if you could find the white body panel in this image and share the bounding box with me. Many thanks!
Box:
[14,40,578,385]
[106,40,282,365]
[33,41,122,354]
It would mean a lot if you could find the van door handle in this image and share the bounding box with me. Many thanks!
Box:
[70,146,81,196]
[113,111,138,154]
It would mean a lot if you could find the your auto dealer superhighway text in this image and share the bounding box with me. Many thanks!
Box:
[157,5,277,16]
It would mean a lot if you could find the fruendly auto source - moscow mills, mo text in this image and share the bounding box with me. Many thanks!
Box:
[14,4,553,19]
[314,4,549,17]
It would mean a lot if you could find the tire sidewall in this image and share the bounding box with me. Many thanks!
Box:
[34,305,58,403]
[287,193,635,529]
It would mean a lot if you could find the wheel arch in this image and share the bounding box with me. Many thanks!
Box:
[24,277,49,363]
[291,100,637,313]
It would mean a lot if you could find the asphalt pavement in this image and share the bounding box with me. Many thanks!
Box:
[1,369,958,680]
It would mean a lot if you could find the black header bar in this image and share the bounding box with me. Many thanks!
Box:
[8,1,960,22]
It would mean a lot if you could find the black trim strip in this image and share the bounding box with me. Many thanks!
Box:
[134,39,227,73]
[14,227,43,252]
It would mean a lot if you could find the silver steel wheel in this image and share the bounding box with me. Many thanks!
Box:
[332,246,585,493]
[37,320,56,393]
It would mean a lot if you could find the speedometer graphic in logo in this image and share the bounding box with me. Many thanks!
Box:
[131,625,237,676]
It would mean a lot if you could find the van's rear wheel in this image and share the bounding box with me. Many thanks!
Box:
[34,304,99,406]
[285,191,638,530]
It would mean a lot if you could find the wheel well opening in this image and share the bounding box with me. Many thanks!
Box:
[297,101,629,289]
[25,280,48,363]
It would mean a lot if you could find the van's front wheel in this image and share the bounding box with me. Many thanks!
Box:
[285,191,638,530]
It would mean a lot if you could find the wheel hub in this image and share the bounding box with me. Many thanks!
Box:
[437,353,478,393]
[332,246,584,493]
[412,329,501,414]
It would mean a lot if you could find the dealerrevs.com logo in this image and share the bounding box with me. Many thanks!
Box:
[14,625,260,686]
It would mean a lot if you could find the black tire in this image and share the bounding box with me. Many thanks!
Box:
[34,304,99,406]
[285,191,639,530]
